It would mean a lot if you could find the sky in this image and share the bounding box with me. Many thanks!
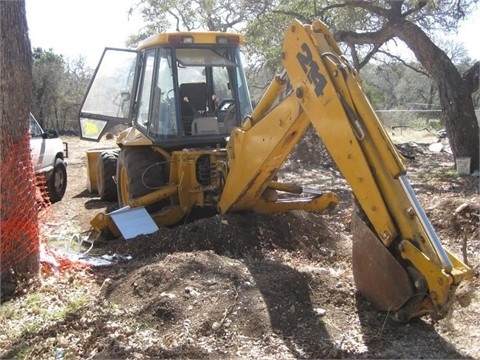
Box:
[26,0,480,68]
[26,0,143,67]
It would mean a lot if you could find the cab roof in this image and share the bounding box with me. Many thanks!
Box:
[137,31,246,50]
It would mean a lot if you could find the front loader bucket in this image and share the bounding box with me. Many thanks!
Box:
[351,211,414,314]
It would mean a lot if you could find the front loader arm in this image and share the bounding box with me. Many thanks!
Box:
[219,19,471,320]
[218,72,340,215]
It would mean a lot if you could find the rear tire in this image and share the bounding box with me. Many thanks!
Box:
[116,147,169,211]
[97,151,119,201]
[47,158,67,203]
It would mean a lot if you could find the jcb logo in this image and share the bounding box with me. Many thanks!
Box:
[296,43,327,97]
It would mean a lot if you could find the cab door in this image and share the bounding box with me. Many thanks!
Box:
[79,48,138,141]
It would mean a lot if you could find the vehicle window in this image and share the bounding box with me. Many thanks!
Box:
[174,47,252,135]
[176,48,237,67]
[148,48,178,137]
[30,115,43,137]
[234,50,253,120]
[212,66,234,108]
[136,49,156,128]
[81,49,136,118]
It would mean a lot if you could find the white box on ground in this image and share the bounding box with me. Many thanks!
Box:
[109,206,159,240]
[456,157,471,175]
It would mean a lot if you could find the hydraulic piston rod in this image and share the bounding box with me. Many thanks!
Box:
[398,175,453,273]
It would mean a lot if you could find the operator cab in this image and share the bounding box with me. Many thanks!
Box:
[79,32,253,149]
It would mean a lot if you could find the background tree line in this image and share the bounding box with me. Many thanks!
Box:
[31,48,91,131]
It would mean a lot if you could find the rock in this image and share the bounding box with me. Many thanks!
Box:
[160,292,177,299]
[184,286,200,297]
[429,142,443,153]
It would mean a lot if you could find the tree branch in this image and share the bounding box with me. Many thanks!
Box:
[334,24,395,46]
[270,9,313,24]
[386,0,403,17]
[402,0,428,18]
[376,50,430,77]
[322,1,390,18]
[358,43,384,68]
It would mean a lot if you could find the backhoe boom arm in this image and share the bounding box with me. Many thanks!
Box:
[219,19,472,320]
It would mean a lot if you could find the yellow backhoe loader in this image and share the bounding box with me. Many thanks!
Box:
[79,19,472,322]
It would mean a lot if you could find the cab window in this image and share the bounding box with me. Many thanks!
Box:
[30,115,43,137]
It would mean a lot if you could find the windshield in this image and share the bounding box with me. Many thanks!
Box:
[175,48,237,67]
[138,45,253,142]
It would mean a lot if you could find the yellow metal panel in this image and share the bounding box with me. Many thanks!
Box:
[250,72,287,123]
[116,127,153,147]
[280,19,464,269]
[169,150,226,214]
[400,240,453,312]
[282,20,398,244]
[85,147,118,193]
[151,205,186,227]
[218,93,310,213]
[253,192,339,213]
[90,213,121,238]
[129,185,178,208]
[85,149,100,193]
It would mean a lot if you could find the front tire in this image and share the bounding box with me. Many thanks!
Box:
[47,158,67,203]
[116,147,169,211]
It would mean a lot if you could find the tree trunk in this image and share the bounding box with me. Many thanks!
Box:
[0,0,39,298]
[393,20,479,173]
[463,61,479,94]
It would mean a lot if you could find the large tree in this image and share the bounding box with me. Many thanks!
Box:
[0,0,39,298]
[246,0,479,172]
[335,1,478,172]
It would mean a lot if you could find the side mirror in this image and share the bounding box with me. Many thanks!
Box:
[42,129,59,139]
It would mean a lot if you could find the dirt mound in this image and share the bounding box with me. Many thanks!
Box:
[98,251,264,357]
[90,211,358,358]
[99,211,346,262]
[88,138,479,359]
[423,194,480,266]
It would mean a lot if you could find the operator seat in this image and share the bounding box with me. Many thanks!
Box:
[179,82,208,135]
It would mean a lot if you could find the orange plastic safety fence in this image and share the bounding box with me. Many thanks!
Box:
[35,172,52,209]
[1,131,90,286]
[1,130,40,278]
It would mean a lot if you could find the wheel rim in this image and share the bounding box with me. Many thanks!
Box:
[54,168,65,192]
